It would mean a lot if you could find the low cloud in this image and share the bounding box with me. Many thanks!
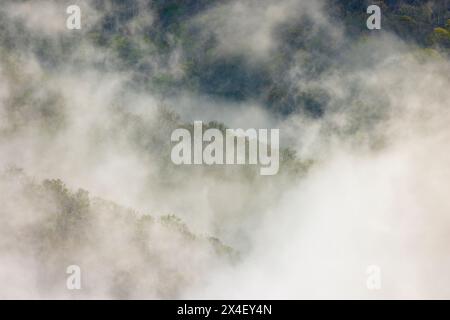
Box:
[0,0,449,299]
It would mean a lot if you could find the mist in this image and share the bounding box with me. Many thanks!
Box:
[0,0,449,299]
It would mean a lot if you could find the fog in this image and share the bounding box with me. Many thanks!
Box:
[0,0,449,299]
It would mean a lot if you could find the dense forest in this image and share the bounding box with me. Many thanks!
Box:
[0,0,449,299]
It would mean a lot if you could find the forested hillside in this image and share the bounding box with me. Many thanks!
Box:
[0,0,450,299]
